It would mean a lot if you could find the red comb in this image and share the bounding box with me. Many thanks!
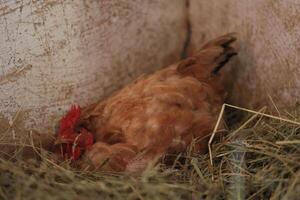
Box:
[60,105,81,132]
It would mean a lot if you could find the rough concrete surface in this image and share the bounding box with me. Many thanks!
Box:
[0,0,187,140]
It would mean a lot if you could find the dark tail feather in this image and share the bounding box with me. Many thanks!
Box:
[211,45,237,75]
[177,33,237,79]
[202,33,238,75]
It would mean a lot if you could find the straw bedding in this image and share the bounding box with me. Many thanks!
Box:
[0,105,299,200]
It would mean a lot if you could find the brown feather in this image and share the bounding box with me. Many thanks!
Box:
[77,33,237,172]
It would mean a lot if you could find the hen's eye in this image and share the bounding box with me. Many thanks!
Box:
[74,126,81,134]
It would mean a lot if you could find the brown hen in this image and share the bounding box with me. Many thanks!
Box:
[54,33,237,172]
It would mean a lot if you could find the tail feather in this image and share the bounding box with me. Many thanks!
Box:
[201,33,237,49]
[211,45,237,74]
[177,33,237,79]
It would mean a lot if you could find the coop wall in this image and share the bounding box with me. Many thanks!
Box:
[0,0,187,139]
[189,0,300,110]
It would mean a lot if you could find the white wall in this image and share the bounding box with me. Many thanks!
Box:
[189,0,300,110]
[0,0,187,141]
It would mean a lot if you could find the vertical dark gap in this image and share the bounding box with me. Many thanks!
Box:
[180,0,191,59]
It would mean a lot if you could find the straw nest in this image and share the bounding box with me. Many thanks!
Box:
[0,104,299,200]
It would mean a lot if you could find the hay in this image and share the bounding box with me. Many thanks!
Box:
[0,105,299,200]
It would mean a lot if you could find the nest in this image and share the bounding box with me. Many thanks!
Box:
[0,105,299,200]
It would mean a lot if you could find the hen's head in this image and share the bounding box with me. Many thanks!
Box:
[54,105,94,160]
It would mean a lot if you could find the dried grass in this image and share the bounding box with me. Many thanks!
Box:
[0,105,299,200]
